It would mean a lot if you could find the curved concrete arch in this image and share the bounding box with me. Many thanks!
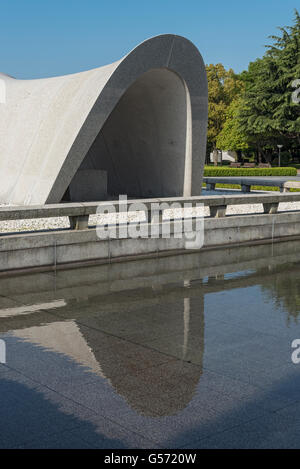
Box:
[0,34,208,205]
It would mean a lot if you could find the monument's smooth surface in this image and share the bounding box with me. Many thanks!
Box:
[0,35,208,205]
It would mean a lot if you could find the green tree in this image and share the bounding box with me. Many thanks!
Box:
[206,64,244,154]
[238,10,300,160]
[216,98,249,152]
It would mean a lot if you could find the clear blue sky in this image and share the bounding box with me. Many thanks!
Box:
[1,0,298,79]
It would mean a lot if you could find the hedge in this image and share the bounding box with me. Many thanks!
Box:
[203,166,297,177]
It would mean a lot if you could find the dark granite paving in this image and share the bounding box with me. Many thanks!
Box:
[0,245,300,448]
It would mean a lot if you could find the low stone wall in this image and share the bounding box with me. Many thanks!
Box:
[1,211,300,274]
[203,176,300,192]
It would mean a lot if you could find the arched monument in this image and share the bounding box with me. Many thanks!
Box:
[0,35,208,205]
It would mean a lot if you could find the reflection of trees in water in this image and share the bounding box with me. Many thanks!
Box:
[261,269,300,324]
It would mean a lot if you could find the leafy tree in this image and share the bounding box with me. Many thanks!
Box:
[238,9,300,159]
[206,64,244,154]
[216,98,249,152]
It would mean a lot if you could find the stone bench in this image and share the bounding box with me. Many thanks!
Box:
[204,177,300,194]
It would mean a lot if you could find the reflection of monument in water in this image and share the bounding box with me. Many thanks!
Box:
[5,239,300,416]
[79,293,205,416]
[12,287,205,417]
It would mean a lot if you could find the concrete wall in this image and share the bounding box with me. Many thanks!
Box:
[77,69,189,198]
[67,170,107,202]
[1,212,300,274]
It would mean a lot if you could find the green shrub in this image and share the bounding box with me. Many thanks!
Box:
[204,166,297,177]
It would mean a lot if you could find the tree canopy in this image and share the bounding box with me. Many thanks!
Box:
[239,10,300,144]
[207,10,300,163]
[206,63,244,153]
[216,98,249,151]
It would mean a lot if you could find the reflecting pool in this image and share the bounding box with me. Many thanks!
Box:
[1,239,300,448]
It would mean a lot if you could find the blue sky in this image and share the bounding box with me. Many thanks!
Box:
[0,0,298,78]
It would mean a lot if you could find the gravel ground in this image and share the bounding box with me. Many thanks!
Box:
[0,190,299,234]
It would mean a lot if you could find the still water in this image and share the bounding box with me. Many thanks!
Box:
[1,240,300,448]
